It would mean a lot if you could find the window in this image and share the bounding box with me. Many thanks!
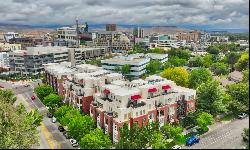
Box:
[140,110,142,115]
[128,112,131,118]
[136,112,138,116]
[114,124,117,131]
[143,110,145,114]
[124,114,127,120]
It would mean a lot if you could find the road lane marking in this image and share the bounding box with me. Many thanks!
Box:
[19,94,56,149]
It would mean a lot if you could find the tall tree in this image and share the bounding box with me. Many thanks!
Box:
[146,60,162,74]
[196,80,227,116]
[60,109,82,126]
[54,105,75,122]
[68,115,94,141]
[121,64,131,75]
[210,62,229,75]
[242,69,249,83]
[0,89,17,104]
[0,101,41,149]
[189,68,213,89]
[167,49,190,60]
[235,51,249,71]
[43,93,62,109]
[226,83,249,114]
[162,67,189,87]
[80,128,112,149]
[196,112,214,132]
[34,84,54,101]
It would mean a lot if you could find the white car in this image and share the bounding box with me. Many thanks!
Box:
[70,139,78,147]
[52,117,56,123]
[172,145,181,149]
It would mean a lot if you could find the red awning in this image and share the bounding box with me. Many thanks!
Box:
[131,95,141,100]
[162,85,171,90]
[148,88,157,92]
[103,89,110,94]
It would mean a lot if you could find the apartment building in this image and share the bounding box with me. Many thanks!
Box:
[44,62,123,114]
[0,52,9,68]
[0,43,21,52]
[3,32,19,42]
[9,46,80,76]
[101,53,168,77]
[149,34,186,50]
[44,62,196,144]
[93,31,132,52]
[177,31,201,43]
[133,27,144,38]
[101,54,150,77]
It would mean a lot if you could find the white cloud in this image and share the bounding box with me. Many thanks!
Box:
[0,0,248,29]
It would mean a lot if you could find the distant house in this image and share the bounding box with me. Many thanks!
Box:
[228,71,243,83]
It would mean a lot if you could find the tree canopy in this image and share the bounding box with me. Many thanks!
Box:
[121,64,131,75]
[196,112,214,132]
[235,51,249,71]
[210,62,229,75]
[196,80,227,116]
[162,67,189,87]
[34,84,54,101]
[79,128,112,149]
[43,93,62,109]
[189,68,213,89]
[146,60,162,74]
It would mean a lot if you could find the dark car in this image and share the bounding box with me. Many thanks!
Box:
[238,113,248,119]
[63,131,70,139]
[58,126,65,132]
[186,135,200,146]
[47,112,53,118]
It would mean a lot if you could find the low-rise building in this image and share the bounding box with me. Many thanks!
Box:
[0,43,21,52]
[44,62,196,143]
[101,53,168,77]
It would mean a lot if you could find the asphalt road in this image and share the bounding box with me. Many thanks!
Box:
[8,82,75,149]
[184,117,249,149]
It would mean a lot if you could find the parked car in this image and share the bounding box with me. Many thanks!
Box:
[186,135,200,146]
[52,117,56,123]
[70,139,79,147]
[58,126,65,132]
[238,113,248,119]
[31,95,36,100]
[63,131,70,139]
[171,145,181,149]
[47,113,53,118]
[24,84,30,87]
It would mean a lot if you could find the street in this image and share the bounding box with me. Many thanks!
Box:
[10,82,75,149]
[184,117,249,149]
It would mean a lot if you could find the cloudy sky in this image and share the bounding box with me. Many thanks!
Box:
[0,0,249,29]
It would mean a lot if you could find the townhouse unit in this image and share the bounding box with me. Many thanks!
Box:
[90,75,196,143]
[44,62,196,144]
[101,53,168,77]
[44,62,124,114]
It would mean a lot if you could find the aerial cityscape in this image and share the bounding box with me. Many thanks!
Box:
[0,0,249,149]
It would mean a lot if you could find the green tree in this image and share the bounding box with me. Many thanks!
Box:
[168,56,188,67]
[161,124,185,144]
[167,49,190,60]
[226,83,249,114]
[80,128,112,149]
[203,54,213,68]
[148,48,166,54]
[146,60,162,74]
[68,115,94,141]
[34,84,54,101]
[189,68,213,89]
[43,93,62,109]
[162,67,190,87]
[0,101,40,149]
[54,105,75,122]
[235,51,249,71]
[25,109,43,127]
[243,69,249,83]
[196,112,214,132]
[182,111,200,128]
[60,109,82,126]
[188,56,203,67]
[121,64,131,75]
[114,66,121,72]
[196,80,227,116]
[206,45,221,55]
[210,62,229,75]
[0,89,17,104]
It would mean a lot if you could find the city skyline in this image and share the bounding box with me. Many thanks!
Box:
[0,0,249,31]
